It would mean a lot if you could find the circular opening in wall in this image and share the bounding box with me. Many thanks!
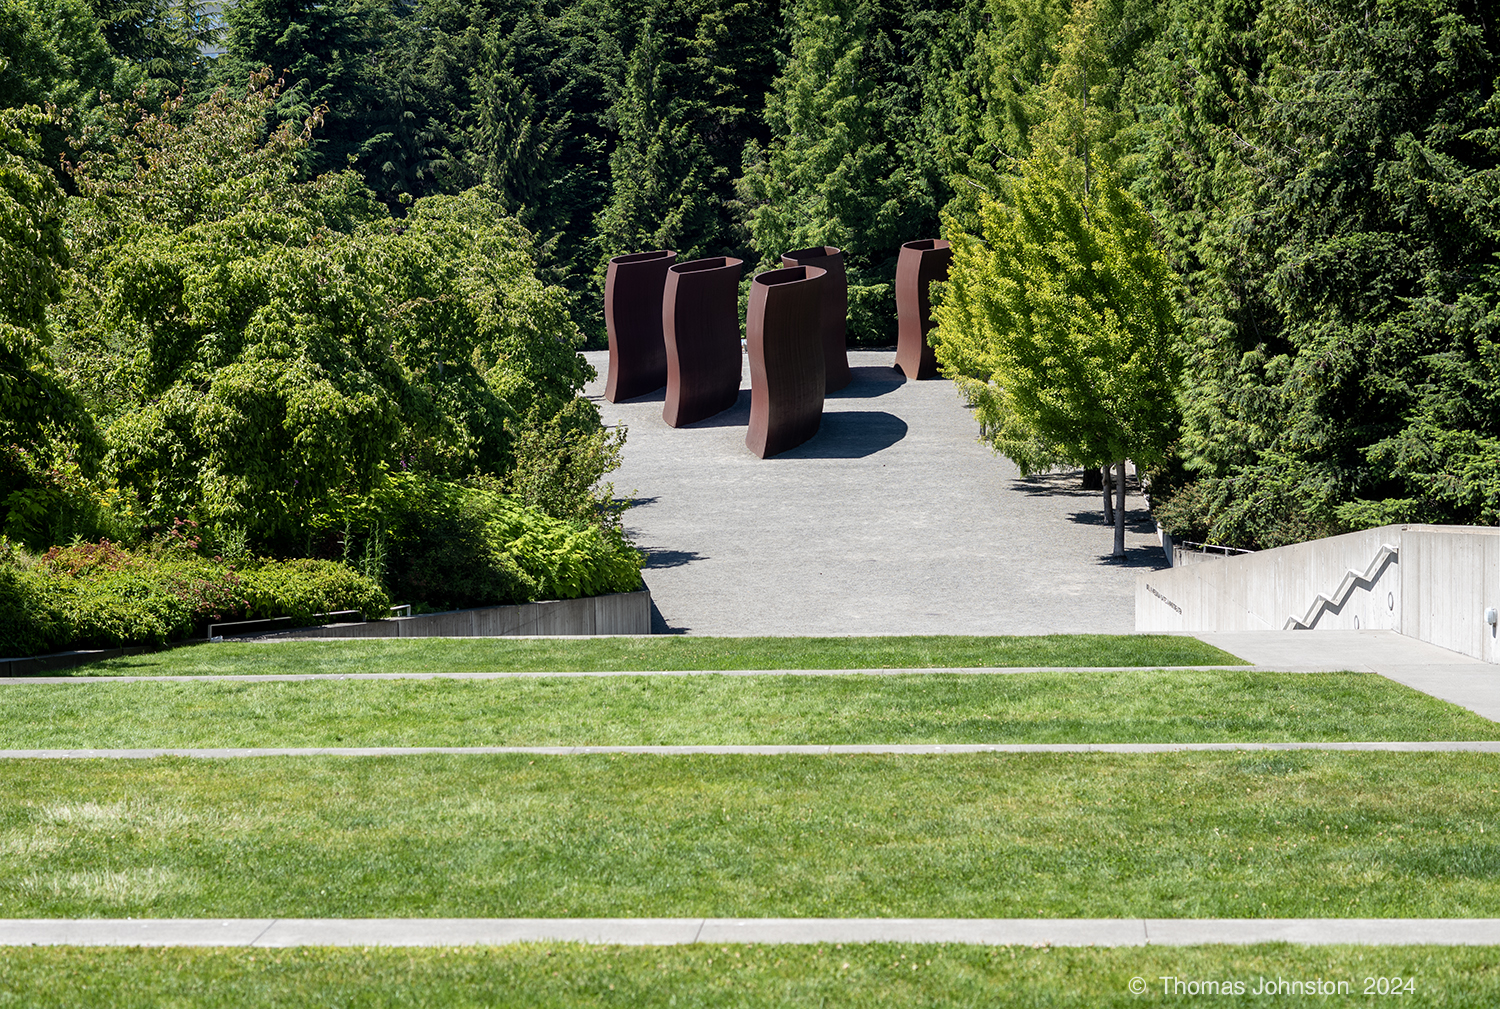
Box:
[1388,592,1394,611]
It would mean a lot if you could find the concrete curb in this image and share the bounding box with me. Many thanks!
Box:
[0,665,1357,684]
[3,742,1498,759]
[3,918,1497,947]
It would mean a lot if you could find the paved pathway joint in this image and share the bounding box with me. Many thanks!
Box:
[3,741,1497,759]
[3,918,1496,947]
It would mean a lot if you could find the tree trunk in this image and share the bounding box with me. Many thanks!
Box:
[1102,466,1114,525]
[1112,460,1127,558]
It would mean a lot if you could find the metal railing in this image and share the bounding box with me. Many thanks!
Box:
[208,609,364,641]
[1176,539,1257,557]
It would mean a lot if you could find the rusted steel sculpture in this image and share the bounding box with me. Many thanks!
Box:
[894,238,952,380]
[780,246,851,393]
[662,256,744,427]
[746,265,827,459]
[604,249,676,402]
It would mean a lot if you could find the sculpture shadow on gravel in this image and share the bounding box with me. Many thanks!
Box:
[771,410,908,460]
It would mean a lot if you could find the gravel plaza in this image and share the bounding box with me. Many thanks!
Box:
[586,349,1164,636]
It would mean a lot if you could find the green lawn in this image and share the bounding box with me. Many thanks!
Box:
[1,944,1495,1008]
[2,752,1496,919]
[2,671,1494,748]
[78,634,1245,677]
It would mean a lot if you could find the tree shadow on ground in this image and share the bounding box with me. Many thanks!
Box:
[1008,469,1102,498]
[1064,506,1159,535]
[643,549,705,569]
[1094,543,1171,570]
[775,410,908,459]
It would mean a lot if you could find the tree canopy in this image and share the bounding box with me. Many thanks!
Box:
[2,0,1497,569]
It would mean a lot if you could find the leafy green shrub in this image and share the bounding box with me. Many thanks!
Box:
[238,559,390,628]
[331,473,643,611]
[49,569,196,648]
[481,492,643,601]
[0,565,63,656]
[0,538,388,657]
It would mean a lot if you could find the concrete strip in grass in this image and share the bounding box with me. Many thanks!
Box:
[5,741,1500,758]
[5,918,1499,947]
[0,665,1361,684]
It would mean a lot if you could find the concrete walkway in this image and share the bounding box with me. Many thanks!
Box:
[587,349,1163,635]
[1194,631,1500,723]
[5,917,1497,947]
[4,741,1496,759]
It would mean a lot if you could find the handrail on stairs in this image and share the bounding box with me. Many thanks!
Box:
[1284,543,1399,630]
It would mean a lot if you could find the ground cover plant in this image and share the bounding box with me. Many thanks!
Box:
[2,671,1494,748]
[1,752,1495,919]
[79,634,1243,676]
[2,943,1498,1008]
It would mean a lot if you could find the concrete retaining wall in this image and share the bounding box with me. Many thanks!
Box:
[0,643,188,677]
[1400,527,1500,664]
[269,588,653,639]
[1136,524,1500,662]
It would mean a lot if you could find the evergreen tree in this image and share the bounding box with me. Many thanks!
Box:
[212,0,391,175]
[468,0,635,334]
[1138,0,1500,547]
[89,0,220,94]
[926,0,1068,235]
[596,0,779,285]
[739,0,936,344]
[376,0,643,334]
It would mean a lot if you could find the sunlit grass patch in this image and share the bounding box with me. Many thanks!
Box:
[0,752,1495,920]
[4,670,1487,749]
[79,633,1247,677]
[15,866,189,905]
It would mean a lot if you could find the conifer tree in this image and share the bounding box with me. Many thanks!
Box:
[596,0,778,275]
[739,0,935,344]
[212,0,389,174]
[1136,0,1500,547]
[924,0,1068,236]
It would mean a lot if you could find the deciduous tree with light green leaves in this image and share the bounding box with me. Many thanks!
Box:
[51,76,612,556]
[932,0,1179,558]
